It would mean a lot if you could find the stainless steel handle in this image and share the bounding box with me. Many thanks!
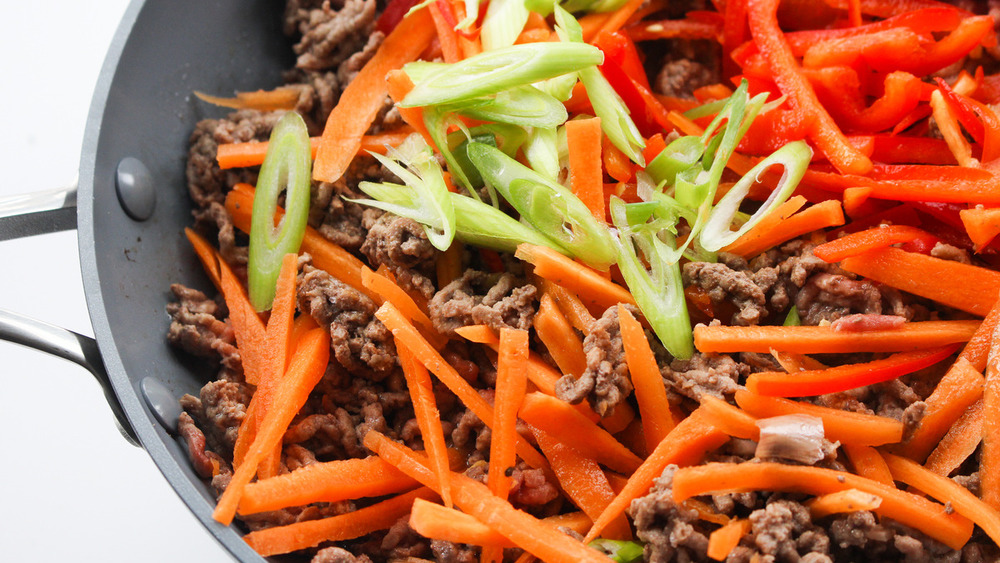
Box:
[0,185,139,445]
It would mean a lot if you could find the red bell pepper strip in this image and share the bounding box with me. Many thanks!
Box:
[980,73,1000,105]
[800,164,1000,204]
[812,224,940,263]
[895,16,997,76]
[936,78,986,144]
[737,104,814,155]
[823,0,972,19]
[595,31,651,92]
[599,57,673,137]
[375,0,423,34]
[960,207,1000,251]
[807,68,922,133]
[828,204,921,237]
[722,0,748,79]
[870,135,958,165]
[747,0,873,175]
[802,27,925,71]
[746,344,960,397]
[626,17,724,42]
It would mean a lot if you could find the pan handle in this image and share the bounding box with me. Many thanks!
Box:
[0,184,140,445]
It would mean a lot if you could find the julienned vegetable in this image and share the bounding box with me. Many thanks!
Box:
[247,110,312,311]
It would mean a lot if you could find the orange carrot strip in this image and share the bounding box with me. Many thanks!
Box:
[600,402,637,435]
[516,244,635,311]
[930,89,975,167]
[257,253,300,478]
[983,326,1000,510]
[842,443,894,487]
[363,431,614,563]
[841,247,1000,317]
[925,399,984,475]
[723,200,845,258]
[194,88,299,112]
[841,186,875,218]
[436,242,463,289]
[745,344,959,397]
[533,429,632,540]
[719,195,806,255]
[884,452,1000,546]
[583,410,729,542]
[707,518,750,561]
[213,328,331,525]
[734,389,904,446]
[239,456,419,515]
[429,2,462,63]
[811,224,938,263]
[603,135,634,183]
[671,461,974,550]
[386,70,434,146]
[806,489,882,519]
[598,0,645,37]
[682,499,731,526]
[697,395,759,440]
[519,392,641,475]
[536,293,587,379]
[362,267,443,347]
[958,293,1000,371]
[313,8,435,182]
[960,206,1000,251]
[898,357,984,463]
[410,498,513,547]
[184,227,224,291]
[618,304,675,452]
[244,487,438,556]
[375,303,549,470]
[541,279,598,334]
[566,117,605,224]
[225,184,376,301]
[489,328,530,504]
[398,342,453,508]
[694,320,980,354]
[216,130,413,170]
[770,350,828,372]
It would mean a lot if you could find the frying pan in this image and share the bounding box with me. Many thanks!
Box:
[0,0,295,560]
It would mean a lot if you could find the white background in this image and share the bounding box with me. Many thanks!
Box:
[0,1,228,561]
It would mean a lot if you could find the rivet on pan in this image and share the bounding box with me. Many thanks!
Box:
[141,376,180,434]
[115,157,156,221]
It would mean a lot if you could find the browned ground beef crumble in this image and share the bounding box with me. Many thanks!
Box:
[169,0,1000,561]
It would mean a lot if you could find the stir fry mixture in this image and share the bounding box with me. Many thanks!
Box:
[170,0,1000,561]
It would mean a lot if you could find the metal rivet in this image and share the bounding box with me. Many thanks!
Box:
[116,157,156,221]
[141,376,180,434]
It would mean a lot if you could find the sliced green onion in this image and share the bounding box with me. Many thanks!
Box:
[401,42,603,108]
[784,305,801,326]
[356,134,456,251]
[451,192,567,253]
[699,140,812,252]
[589,539,644,563]
[610,196,694,359]
[554,5,645,165]
[480,0,531,50]
[535,72,579,102]
[247,111,313,311]
[442,85,568,128]
[456,0,482,30]
[523,126,562,181]
[644,135,705,188]
[451,133,498,189]
[468,142,617,269]
[423,106,489,201]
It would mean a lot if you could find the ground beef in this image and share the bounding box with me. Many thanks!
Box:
[309,158,385,252]
[298,263,397,378]
[287,0,378,72]
[429,540,479,563]
[630,465,711,562]
[661,351,750,401]
[166,284,241,375]
[361,212,439,300]
[191,202,248,279]
[429,269,538,336]
[311,547,373,563]
[750,499,831,560]
[556,305,635,416]
[177,411,226,479]
[180,379,253,460]
[654,40,721,99]
[508,462,561,508]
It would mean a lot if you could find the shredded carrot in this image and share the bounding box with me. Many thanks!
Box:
[488,328,530,504]
[807,489,882,519]
[897,357,984,463]
[600,401,637,435]
[884,452,1000,546]
[363,431,615,563]
[410,498,512,548]
[215,129,414,170]
[618,304,675,452]
[931,89,976,167]
[313,8,436,182]
[707,518,750,561]
[518,392,642,475]
[723,200,845,258]
[536,293,587,379]
[533,429,633,540]
[397,342,453,508]
[244,487,438,556]
[540,279,598,333]
[213,327,331,526]
[566,117,606,224]
[429,2,462,63]
[957,292,1000,370]
[361,267,443,347]
[960,206,1000,251]
[841,247,1000,316]
[697,395,760,440]
[983,323,1000,510]
[194,87,299,112]
[734,390,904,446]
[695,320,979,354]
[584,410,729,542]
[811,224,938,263]
[239,455,420,515]
[598,0,645,37]
[925,399,984,475]
[842,186,875,218]
[436,242,463,289]
[720,195,806,254]
[770,350,828,373]
[842,443,894,487]
[602,135,634,184]
[516,244,635,311]
[375,303,549,470]
[671,461,974,550]
[386,69,435,146]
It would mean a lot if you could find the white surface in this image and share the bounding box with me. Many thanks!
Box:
[0,2,228,561]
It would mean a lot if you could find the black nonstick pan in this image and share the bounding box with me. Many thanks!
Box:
[0,0,294,560]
